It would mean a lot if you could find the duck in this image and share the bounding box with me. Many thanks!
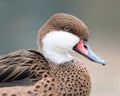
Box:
[0,13,105,96]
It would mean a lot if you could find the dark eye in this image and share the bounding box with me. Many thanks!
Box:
[63,26,70,32]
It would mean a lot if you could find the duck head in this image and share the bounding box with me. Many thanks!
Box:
[37,13,105,65]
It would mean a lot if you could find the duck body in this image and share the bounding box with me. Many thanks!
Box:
[0,49,91,96]
[0,13,105,96]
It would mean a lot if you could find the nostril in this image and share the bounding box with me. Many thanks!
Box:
[84,45,88,49]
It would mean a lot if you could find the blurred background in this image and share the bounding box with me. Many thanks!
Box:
[0,0,119,96]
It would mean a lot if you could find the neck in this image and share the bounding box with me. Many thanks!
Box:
[42,48,74,64]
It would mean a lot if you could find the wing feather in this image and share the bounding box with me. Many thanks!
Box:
[0,49,49,83]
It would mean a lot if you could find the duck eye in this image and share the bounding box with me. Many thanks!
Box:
[63,26,70,32]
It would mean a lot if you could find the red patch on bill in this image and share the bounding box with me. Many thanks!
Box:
[76,40,88,55]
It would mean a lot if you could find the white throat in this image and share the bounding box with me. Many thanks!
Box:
[42,31,79,65]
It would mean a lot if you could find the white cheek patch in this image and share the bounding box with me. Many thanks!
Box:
[42,31,80,64]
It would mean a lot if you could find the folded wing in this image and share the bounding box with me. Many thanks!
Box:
[0,49,49,83]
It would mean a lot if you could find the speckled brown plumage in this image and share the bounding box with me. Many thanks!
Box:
[30,59,91,96]
[0,58,91,96]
